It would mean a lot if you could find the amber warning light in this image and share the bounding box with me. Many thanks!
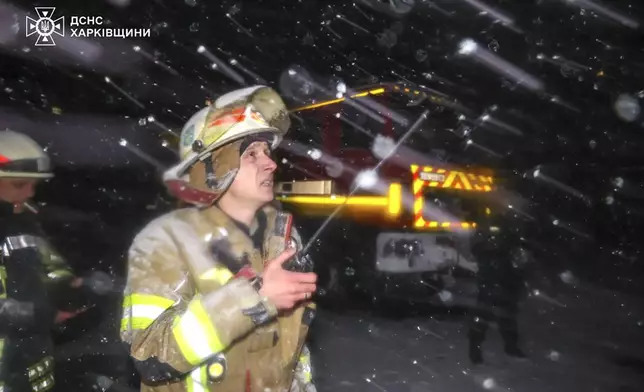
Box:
[277,165,494,231]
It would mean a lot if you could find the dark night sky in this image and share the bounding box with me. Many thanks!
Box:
[1,0,644,290]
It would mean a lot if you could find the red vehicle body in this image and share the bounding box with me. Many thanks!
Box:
[275,84,496,305]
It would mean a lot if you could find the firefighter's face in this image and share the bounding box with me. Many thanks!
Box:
[228,141,277,205]
[0,178,38,206]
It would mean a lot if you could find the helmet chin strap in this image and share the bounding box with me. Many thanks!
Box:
[193,140,220,190]
[204,157,218,189]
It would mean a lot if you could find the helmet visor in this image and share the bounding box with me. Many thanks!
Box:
[0,157,53,177]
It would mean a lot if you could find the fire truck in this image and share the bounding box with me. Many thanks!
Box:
[275,83,497,306]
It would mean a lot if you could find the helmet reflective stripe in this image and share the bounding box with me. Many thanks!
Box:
[0,158,52,175]
[200,105,277,153]
[0,130,53,179]
[177,86,273,161]
[179,104,279,162]
[209,106,269,129]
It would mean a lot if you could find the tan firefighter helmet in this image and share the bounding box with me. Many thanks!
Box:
[163,85,291,206]
[0,130,53,179]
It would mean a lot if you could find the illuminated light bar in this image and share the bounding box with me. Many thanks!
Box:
[387,183,402,217]
[277,183,397,218]
[290,88,386,112]
[232,82,447,117]
[278,166,494,230]
[277,194,388,206]
[285,81,457,114]
[279,182,479,230]
[390,84,455,107]
[289,83,447,113]
[410,165,493,192]
[414,219,478,230]
[278,182,399,209]
[410,164,493,229]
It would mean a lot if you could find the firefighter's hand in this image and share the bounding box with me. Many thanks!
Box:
[260,248,317,310]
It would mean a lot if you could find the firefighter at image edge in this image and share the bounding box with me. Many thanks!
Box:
[119,86,318,392]
[0,130,114,392]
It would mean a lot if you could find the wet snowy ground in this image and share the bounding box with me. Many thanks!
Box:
[310,283,644,392]
[52,281,644,392]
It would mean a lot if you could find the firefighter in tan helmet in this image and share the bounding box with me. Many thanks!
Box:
[120,86,318,392]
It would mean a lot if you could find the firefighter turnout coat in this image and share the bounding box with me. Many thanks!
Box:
[0,201,77,392]
[120,204,316,392]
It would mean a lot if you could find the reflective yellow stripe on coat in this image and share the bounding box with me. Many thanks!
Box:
[199,265,234,286]
[172,296,225,366]
[186,366,209,392]
[299,349,313,383]
[121,293,175,332]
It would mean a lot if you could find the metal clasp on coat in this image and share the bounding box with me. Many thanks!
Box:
[206,353,227,383]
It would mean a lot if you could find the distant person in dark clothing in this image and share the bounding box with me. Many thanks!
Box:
[468,220,529,365]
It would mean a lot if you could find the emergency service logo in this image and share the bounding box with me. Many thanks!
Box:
[26,7,65,47]
[182,124,196,147]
